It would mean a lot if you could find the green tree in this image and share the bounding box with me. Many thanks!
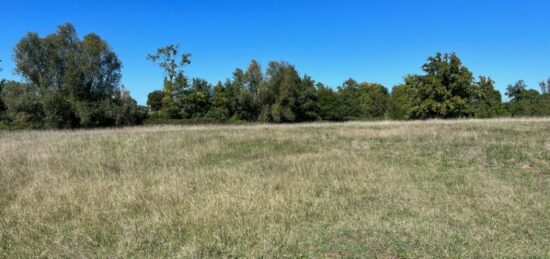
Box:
[206,81,230,121]
[13,23,142,128]
[388,84,414,120]
[0,60,5,118]
[235,88,256,121]
[242,60,263,120]
[228,69,244,120]
[338,78,362,119]
[506,80,540,116]
[317,84,345,121]
[337,79,389,119]
[534,94,550,116]
[295,75,320,121]
[147,44,191,118]
[402,53,476,119]
[1,81,44,128]
[472,76,505,118]
[539,78,550,95]
[244,60,263,98]
[538,78,550,116]
[260,61,301,122]
[177,78,211,118]
[111,94,148,126]
[147,90,164,112]
[358,82,389,119]
[42,91,78,128]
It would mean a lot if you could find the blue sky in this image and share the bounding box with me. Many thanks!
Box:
[1,0,549,104]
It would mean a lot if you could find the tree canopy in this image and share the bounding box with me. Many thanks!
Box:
[1,24,549,129]
[2,23,146,129]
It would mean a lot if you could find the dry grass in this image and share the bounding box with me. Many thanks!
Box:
[1,118,549,257]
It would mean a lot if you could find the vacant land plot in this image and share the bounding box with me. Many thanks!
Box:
[1,118,549,257]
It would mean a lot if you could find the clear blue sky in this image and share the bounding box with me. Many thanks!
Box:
[1,0,549,104]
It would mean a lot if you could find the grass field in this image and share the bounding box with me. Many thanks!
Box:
[1,118,549,257]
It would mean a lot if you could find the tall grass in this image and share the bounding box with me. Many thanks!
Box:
[1,118,549,257]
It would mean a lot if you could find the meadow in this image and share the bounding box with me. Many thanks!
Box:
[1,118,549,257]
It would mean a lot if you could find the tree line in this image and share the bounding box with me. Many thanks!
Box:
[1,24,549,129]
[146,47,550,123]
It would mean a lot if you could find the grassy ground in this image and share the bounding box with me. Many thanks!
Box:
[0,118,549,258]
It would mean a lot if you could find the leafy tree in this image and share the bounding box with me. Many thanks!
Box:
[358,82,389,119]
[244,60,263,98]
[242,60,264,120]
[1,81,44,128]
[177,78,211,118]
[42,91,78,128]
[506,80,540,116]
[539,78,550,95]
[228,69,245,120]
[235,88,256,121]
[534,94,550,116]
[338,78,362,119]
[337,79,388,119]
[402,53,476,119]
[317,84,345,121]
[147,44,191,118]
[506,80,529,101]
[206,81,230,121]
[261,61,301,122]
[388,84,414,120]
[147,90,164,112]
[472,76,505,118]
[12,23,142,128]
[538,78,550,116]
[0,60,5,117]
[112,95,148,126]
[295,75,320,121]
[80,33,123,100]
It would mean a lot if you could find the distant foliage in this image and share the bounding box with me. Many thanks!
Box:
[505,80,549,117]
[147,59,393,123]
[1,25,549,129]
[0,23,146,129]
[144,51,550,123]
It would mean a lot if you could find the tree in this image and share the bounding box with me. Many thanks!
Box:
[294,75,320,121]
[506,80,540,116]
[358,82,389,119]
[227,68,244,120]
[206,81,230,121]
[147,90,164,112]
[506,80,528,101]
[177,78,211,118]
[388,84,414,120]
[1,81,44,128]
[242,60,263,120]
[260,61,301,122]
[534,94,550,116]
[235,88,256,121]
[147,44,191,118]
[538,78,550,116]
[12,23,143,128]
[472,76,505,118]
[338,78,362,119]
[0,59,5,117]
[539,78,550,95]
[337,79,389,119]
[244,60,263,97]
[80,33,122,100]
[402,53,476,119]
[112,95,148,126]
[42,91,78,128]
[317,84,345,121]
